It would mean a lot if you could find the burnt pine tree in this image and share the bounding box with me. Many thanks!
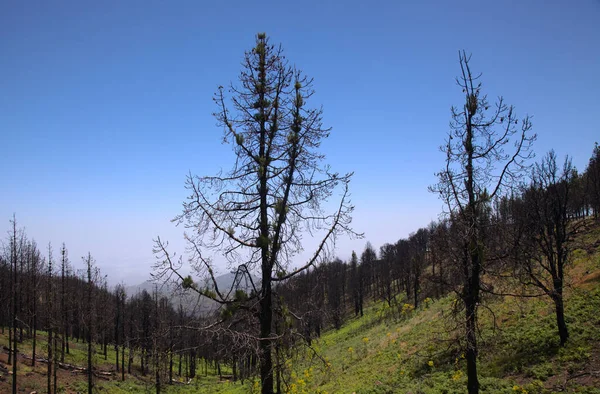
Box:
[378,243,396,307]
[10,216,20,394]
[85,253,95,394]
[430,52,535,394]
[60,243,69,362]
[30,241,40,368]
[349,251,362,317]
[360,242,377,301]
[408,228,429,308]
[153,33,357,394]
[114,284,126,373]
[518,151,579,345]
[47,243,54,394]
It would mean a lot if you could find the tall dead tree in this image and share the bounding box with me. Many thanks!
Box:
[153,33,358,394]
[114,284,126,373]
[517,151,578,345]
[10,216,20,394]
[60,243,69,361]
[47,243,54,394]
[430,52,535,394]
[349,251,362,317]
[360,243,377,301]
[31,241,39,368]
[85,253,95,394]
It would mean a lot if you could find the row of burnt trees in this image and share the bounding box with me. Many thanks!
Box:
[0,223,240,394]
[278,227,434,339]
[0,224,100,394]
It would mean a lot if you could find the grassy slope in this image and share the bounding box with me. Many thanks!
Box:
[290,223,600,394]
[2,223,599,393]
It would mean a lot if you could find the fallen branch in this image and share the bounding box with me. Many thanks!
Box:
[170,378,193,385]
[19,353,113,377]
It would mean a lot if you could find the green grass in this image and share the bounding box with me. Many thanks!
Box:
[265,283,599,394]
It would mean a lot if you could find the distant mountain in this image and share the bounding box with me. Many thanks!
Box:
[125,271,259,316]
[210,271,260,295]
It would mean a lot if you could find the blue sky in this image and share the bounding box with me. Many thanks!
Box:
[2,0,599,285]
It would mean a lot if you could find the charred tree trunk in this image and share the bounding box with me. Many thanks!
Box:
[464,244,481,394]
[553,289,569,345]
[31,250,38,368]
[61,244,68,362]
[169,324,173,384]
[121,342,125,381]
[259,281,274,394]
[465,296,479,394]
[53,334,58,394]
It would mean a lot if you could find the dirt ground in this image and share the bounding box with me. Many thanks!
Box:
[0,348,123,394]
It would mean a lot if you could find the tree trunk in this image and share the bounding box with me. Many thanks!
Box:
[413,272,420,308]
[32,312,36,368]
[103,333,107,360]
[87,328,92,394]
[48,328,53,394]
[128,346,132,374]
[121,343,126,381]
[169,348,173,384]
[155,343,161,394]
[141,349,146,376]
[233,357,237,382]
[358,279,364,317]
[465,296,479,394]
[61,246,67,362]
[259,280,274,394]
[32,253,38,368]
[553,293,569,345]
[86,254,93,394]
[53,335,58,394]
[8,320,12,365]
[189,349,196,379]
[169,324,173,384]
[178,353,182,377]
[464,238,481,394]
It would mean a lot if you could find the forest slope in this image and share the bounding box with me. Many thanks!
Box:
[1,222,599,394]
[213,221,600,394]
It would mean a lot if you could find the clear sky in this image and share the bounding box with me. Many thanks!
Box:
[2,0,599,285]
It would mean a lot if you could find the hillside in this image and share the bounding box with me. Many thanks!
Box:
[1,222,599,393]
[271,223,600,394]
